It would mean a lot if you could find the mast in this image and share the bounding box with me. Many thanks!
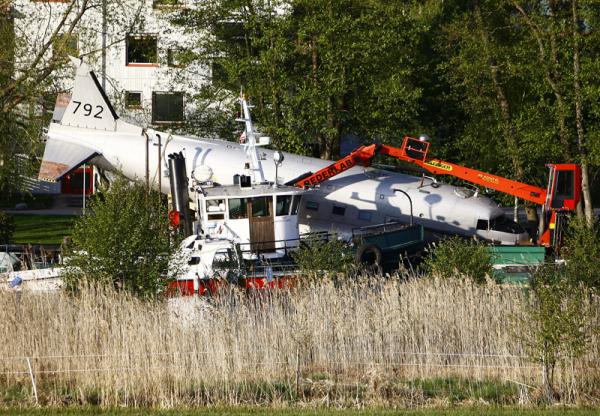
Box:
[237,95,267,184]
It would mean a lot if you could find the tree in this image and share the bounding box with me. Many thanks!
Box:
[173,0,426,158]
[510,0,600,226]
[64,175,175,297]
[0,0,145,195]
[526,265,595,402]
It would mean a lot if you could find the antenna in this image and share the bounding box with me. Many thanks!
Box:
[236,92,266,184]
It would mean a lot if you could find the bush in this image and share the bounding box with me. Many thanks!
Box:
[64,176,175,297]
[292,233,354,279]
[561,215,600,291]
[422,237,493,283]
[0,210,14,245]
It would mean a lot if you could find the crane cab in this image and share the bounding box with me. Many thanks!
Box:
[545,164,582,211]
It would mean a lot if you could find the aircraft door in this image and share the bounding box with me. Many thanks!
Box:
[248,196,276,252]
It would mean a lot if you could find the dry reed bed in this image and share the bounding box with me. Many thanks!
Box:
[0,277,597,407]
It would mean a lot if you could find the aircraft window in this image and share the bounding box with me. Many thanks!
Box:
[305,200,319,211]
[126,34,158,65]
[251,196,271,217]
[228,198,248,219]
[276,195,292,216]
[489,216,525,234]
[290,195,302,215]
[358,210,372,221]
[454,187,475,198]
[206,199,225,220]
[152,92,184,123]
[332,205,346,216]
[125,91,142,109]
[476,219,489,230]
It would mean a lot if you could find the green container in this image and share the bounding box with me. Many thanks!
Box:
[355,223,425,252]
[488,246,546,284]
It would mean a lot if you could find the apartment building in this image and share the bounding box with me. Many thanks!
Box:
[12,0,210,127]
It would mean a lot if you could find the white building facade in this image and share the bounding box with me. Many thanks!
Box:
[12,0,211,127]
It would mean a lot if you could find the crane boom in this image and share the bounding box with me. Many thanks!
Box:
[294,136,581,213]
[378,142,548,205]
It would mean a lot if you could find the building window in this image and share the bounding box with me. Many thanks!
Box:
[126,34,158,65]
[332,205,346,216]
[52,33,78,62]
[305,200,319,211]
[152,92,184,123]
[153,0,180,8]
[124,91,142,109]
[167,49,186,67]
[358,210,372,221]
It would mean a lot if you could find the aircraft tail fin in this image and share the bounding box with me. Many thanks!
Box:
[60,57,119,131]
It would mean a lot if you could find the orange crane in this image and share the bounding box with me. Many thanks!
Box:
[292,136,581,249]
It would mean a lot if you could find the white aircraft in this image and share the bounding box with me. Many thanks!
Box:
[39,59,529,245]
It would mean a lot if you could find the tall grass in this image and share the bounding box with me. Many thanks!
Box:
[0,277,597,407]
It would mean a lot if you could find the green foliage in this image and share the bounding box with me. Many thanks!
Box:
[525,265,596,401]
[291,234,353,278]
[422,237,493,284]
[561,215,600,291]
[173,0,425,158]
[64,176,174,297]
[0,210,14,245]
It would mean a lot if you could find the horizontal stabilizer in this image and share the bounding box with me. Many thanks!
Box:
[38,138,98,182]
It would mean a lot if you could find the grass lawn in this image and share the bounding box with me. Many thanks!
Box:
[11,214,78,245]
[0,408,597,416]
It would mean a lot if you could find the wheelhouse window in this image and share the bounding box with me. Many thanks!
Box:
[276,195,292,216]
[290,195,302,215]
[251,196,270,217]
[206,199,225,220]
[228,198,247,219]
[126,34,158,65]
[124,91,142,109]
[152,92,184,123]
